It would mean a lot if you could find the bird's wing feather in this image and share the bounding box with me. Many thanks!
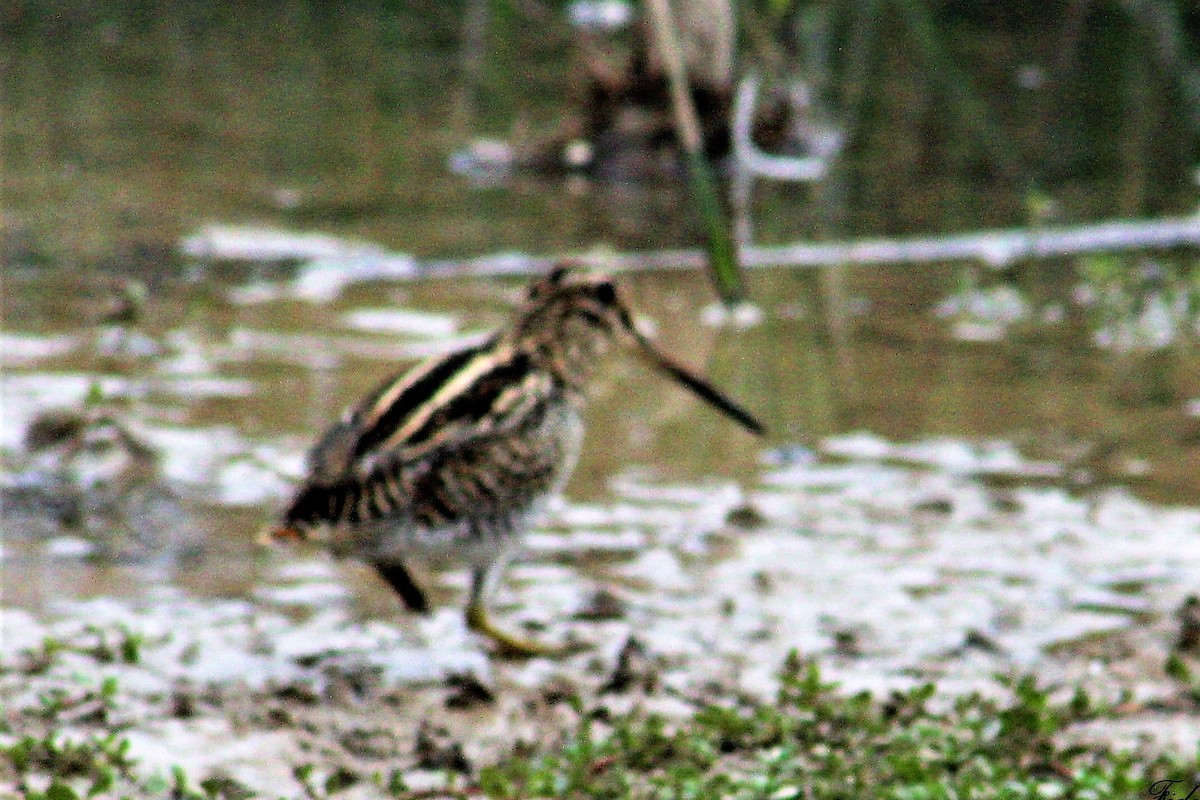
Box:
[304,341,492,484]
[349,343,558,473]
[284,343,565,530]
[394,367,568,527]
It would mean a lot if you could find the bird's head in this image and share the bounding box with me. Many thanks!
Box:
[510,265,764,435]
[510,265,634,354]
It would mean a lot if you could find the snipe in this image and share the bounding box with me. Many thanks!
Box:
[263,266,763,657]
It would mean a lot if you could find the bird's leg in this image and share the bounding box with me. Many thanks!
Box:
[465,562,566,659]
[374,561,429,613]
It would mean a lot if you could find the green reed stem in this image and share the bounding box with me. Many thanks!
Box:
[645,0,746,306]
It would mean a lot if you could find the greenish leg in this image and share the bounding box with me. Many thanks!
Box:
[464,599,564,658]
[465,563,577,659]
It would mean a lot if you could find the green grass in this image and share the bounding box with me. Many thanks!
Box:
[3,653,1197,799]
[478,657,1194,800]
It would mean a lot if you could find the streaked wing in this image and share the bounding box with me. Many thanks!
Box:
[305,340,492,485]
[369,346,546,463]
[400,357,559,469]
[285,342,567,530]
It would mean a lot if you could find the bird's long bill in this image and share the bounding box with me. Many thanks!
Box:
[630,330,765,435]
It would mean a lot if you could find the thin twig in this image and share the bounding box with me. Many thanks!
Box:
[416,214,1200,276]
[745,214,1200,270]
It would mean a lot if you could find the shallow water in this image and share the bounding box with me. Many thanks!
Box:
[4,8,1200,789]
[5,260,1200,677]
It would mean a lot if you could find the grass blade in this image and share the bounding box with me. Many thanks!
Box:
[645,0,746,305]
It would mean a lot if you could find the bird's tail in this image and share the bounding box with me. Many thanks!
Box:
[256,522,311,547]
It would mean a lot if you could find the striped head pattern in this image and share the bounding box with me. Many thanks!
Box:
[505,266,638,389]
[512,265,764,435]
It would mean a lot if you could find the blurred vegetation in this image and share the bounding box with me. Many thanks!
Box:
[6,651,1200,799]
[3,0,1199,252]
[738,0,1200,230]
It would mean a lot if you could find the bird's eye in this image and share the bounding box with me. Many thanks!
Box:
[594,282,616,305]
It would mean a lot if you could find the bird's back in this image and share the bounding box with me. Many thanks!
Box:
[276,335,586,562]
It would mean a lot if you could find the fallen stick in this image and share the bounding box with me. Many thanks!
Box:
[745,214,1200,269]
[418,214,1200,276]
[183,215,1200,280]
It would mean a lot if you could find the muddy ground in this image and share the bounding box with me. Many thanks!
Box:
[5,434,1200,797]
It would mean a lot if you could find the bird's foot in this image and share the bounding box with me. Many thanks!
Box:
[465,605,586,660]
